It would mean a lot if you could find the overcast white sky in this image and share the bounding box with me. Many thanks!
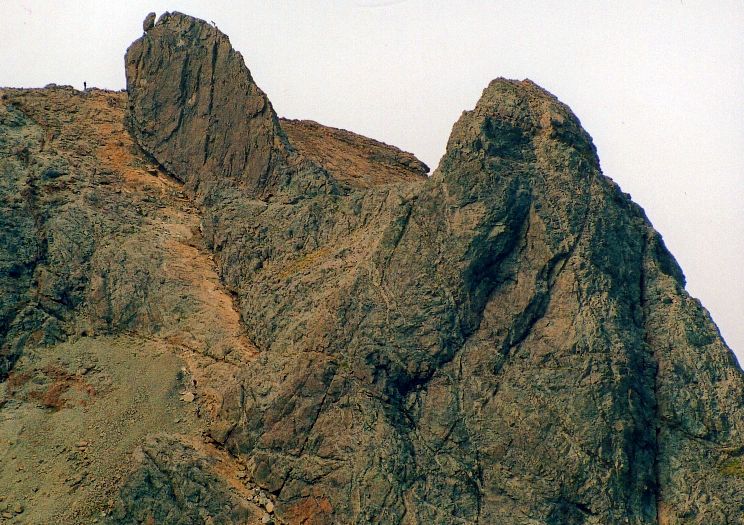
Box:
[2,1,742,364]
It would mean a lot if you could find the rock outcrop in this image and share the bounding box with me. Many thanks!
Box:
[126,12,293,199]
[0,10,741,525]
[118,11,744,525]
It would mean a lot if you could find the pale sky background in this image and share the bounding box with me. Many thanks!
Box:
[2,1,742,365]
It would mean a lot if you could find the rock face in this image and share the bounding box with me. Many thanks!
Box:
[119,11,744,525]
[1,10,742,525]
[125,12,293,199]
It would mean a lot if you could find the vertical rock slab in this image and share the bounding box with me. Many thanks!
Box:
[125,11,289,197]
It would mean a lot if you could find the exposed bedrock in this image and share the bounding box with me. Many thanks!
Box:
[124,12,744,524]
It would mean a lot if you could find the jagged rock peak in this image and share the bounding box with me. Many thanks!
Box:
[437,77,599,181]
[126,12,289,197]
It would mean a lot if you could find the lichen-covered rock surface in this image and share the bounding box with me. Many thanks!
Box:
[1,10,742,525]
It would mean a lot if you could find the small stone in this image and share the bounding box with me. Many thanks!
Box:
[68,473,84,486]
[180,391,195,403]
[208,420,235,444]
[13,502,24,514]
[264,500,274,513]
[261,513,272,524]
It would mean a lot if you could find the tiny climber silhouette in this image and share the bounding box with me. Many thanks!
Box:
[83,81,87,91]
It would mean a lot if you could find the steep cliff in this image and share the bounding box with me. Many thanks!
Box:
[0,10,742,525]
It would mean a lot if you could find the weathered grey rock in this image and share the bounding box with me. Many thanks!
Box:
[143,12,155,32]
[0,88,169,380]
[0,101,41,377]
[124,12,744,525]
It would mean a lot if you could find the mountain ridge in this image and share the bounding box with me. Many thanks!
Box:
[0,11,741,525]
